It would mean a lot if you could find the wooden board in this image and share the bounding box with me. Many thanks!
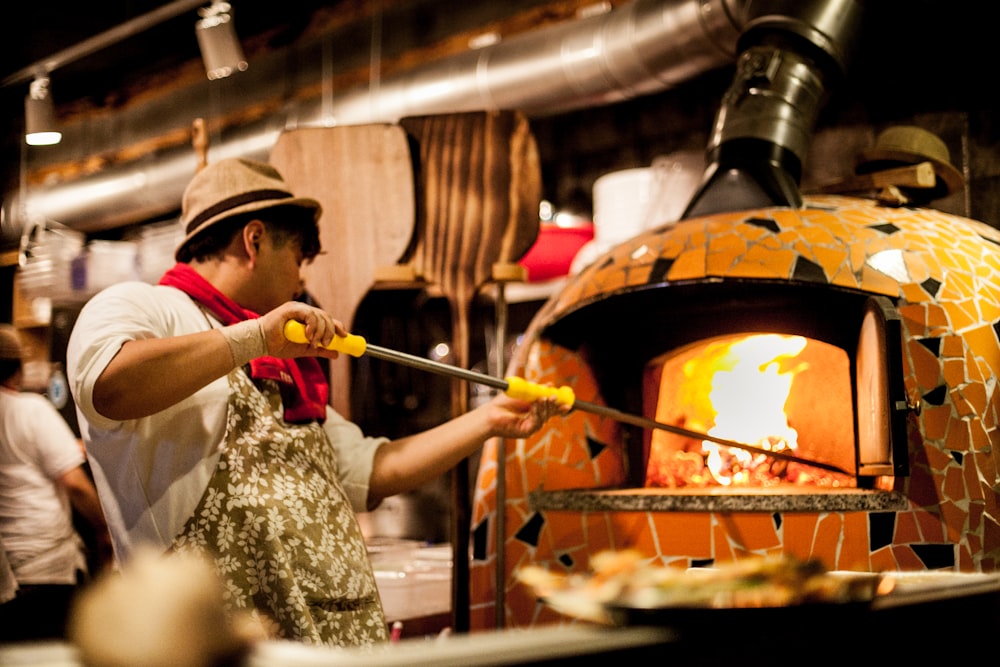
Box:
[270,125,417,418]
[400,110,541,316]
[398,109,542,633]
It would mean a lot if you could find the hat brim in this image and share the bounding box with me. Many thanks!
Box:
[175,196,321,261]
[856,148,963,199]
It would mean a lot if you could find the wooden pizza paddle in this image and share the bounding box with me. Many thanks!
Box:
[270,124,417,418]
[398,109,542,632]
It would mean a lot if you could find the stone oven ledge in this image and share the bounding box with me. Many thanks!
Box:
[528,487,909,513]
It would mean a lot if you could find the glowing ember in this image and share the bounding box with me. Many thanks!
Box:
[645,333,852,488]
[701,334,806,485]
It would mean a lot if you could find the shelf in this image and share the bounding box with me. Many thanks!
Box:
[529,486,909,513]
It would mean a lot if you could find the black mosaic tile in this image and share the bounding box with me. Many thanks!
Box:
[472,517,490,561]
[514,512,545,547]
[746,217,780,234]
[585,434,607,460]
[792,256,828,283]
[923,385,948,406]
[912,543,957,569]
[869,511,896,551]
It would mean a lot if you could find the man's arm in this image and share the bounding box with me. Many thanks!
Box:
[59,466,114,571]
[367,392,566,505]
[90,301,348,421]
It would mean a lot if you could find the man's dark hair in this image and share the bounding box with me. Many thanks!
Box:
[0,358,21,384]
[179,205,321,263]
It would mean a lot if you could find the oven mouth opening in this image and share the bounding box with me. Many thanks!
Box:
[642,331,862,489]
[530,279,910,514]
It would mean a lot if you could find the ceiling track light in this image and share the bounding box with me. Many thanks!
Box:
[195,1,248,81]
[25,74,62,146]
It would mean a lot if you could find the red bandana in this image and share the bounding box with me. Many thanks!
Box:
[160,263,328,423]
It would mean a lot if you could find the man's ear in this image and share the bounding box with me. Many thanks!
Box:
[243,219,266,257]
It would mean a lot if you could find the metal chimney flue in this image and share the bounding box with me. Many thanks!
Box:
[683,0,865,219]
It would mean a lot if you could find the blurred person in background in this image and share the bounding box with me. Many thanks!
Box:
[0,324,113,642]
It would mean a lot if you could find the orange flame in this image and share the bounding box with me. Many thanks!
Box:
[694,334,807,485]
[646,333,823,488]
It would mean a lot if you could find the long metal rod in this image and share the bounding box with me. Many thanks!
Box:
[361,342,850,476]
[3,0,207,87]
[493,283,508,630]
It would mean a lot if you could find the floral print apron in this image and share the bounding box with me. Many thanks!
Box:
[172,367,388,647]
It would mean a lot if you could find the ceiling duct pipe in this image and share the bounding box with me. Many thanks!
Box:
[682,0,865,218]
[5,0,748,236]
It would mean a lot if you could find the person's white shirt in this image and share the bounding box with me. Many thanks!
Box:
[0,386,88,584]
[67,281,384,563]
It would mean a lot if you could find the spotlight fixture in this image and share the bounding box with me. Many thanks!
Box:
[195,1,248,80]
[24,74,62,146]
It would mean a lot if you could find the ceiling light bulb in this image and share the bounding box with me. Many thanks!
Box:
[196,1,248,80]
[25,75,62,146]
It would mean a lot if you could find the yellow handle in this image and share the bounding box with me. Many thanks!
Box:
[283,320,368,357]
[505,376,575,407]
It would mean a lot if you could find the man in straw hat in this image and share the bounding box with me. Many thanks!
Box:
[66,157,567,647]
[0,324,113,642]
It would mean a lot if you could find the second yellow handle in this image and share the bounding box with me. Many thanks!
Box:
[505,376,575,407]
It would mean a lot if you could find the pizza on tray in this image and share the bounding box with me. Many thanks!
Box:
[517,550,886,624]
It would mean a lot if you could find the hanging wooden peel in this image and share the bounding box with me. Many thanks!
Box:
[398,110,541,412]
[398,110,542,633]
[270,125,417,417]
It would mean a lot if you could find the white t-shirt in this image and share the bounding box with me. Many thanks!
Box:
[66,281,385,563]
[0,386,87,584]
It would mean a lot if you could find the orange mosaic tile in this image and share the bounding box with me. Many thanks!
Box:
[666,246,707,281]
[906,340,941,391]
[711,523,738,563]
[925,303,952,329]
[809,514,845,565]
[898,282,926,304]
[648,513,714,558]
[721,513,783,552]
[943,466,966,503]
[945,417,972,450]
[962,382,989,420]
[885,545,923,571]
[969,501,985,535]
[966,352,986,385]
[914,509,946,543]
[469,195,1000,630]
[859,264,902,296]
[919,405,950,441]
[608,513,659,551]
[965,326,1000,378]
[941,357,967,388]
[706,244,744,275]
[894,510,920,543]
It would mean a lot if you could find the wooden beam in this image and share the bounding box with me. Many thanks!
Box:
[812,161,937,195]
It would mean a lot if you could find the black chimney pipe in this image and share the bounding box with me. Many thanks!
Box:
[683,0,866,218]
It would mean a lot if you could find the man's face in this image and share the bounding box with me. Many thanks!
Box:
[249,228,309,313]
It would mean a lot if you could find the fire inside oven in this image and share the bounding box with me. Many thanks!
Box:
[540,279,910,493]
[642,331,856,489]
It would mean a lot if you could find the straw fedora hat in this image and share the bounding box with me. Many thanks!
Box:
[855,125,963,200]
[175,157,321,261]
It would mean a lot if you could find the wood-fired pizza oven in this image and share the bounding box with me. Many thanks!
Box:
[465,0,1000,633]
[469,195,1000,630]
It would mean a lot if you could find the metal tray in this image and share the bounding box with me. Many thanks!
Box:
[601,571,1000,637]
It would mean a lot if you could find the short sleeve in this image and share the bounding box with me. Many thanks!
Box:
[322,407,388,512]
